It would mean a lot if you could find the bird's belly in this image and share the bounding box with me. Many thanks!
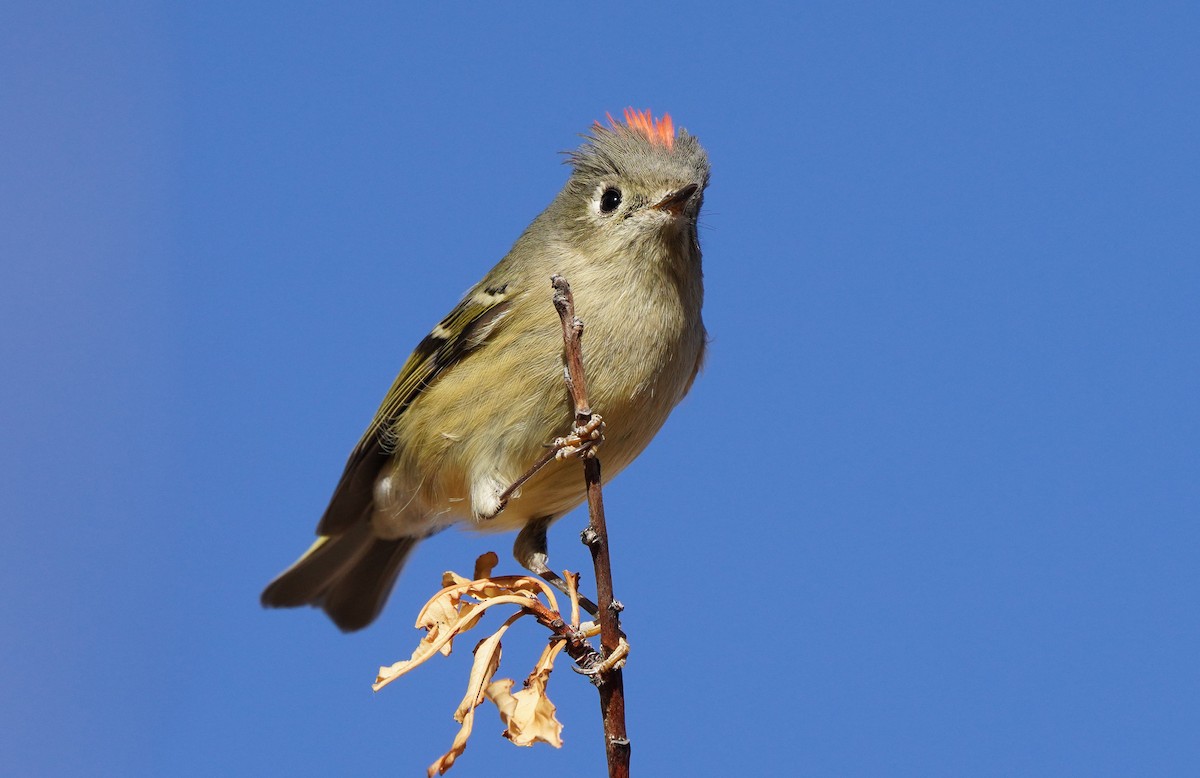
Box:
[373,286,703,539]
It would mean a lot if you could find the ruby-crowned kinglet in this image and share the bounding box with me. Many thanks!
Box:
[262,109,710,631]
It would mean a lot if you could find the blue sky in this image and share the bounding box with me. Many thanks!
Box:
[3,2,1198,775]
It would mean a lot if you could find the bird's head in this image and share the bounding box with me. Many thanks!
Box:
[557,109,710,259]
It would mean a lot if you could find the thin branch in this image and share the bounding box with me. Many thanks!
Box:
[520,599,606,681]
[549,274,630,778]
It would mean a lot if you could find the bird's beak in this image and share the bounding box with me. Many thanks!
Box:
[651,183,699,216]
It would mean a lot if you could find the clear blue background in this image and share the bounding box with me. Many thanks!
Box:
[4,2,1197,776]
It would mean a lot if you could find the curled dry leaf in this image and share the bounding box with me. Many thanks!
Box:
[372,552,554,686]
[485,639,567,748]
[375,553,580,774]
[424,584,468,659]
[375,555,557,689]
[426,614,517,777]
[374,593,538,690]
[564,570,581,628]
[374,587,478,685]
[473,551,499,580]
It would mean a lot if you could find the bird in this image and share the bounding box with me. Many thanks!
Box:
[261,108,710,631]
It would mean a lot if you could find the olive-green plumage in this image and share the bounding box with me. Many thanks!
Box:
[262,109,710,631]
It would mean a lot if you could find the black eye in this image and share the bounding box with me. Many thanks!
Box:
[599,187,622,214]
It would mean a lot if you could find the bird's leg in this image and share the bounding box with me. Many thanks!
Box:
[514,517,599,617]
[493,413,605,515]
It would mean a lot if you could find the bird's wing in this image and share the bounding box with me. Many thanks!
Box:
[315,281,515,535]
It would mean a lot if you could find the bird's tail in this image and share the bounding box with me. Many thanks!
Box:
[261,521,419,632]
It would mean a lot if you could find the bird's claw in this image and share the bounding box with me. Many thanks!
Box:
[553,413,605,459]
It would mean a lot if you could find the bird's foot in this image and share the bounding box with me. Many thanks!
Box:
[553,413,605,459]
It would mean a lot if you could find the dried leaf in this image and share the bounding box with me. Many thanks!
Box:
[373,555,589,773]
[426,615,517,776]
[473,551,499,580]
[485,639,566,748]
[563,570,581,627]
[459,576,554,608]
[383,568,536,677]
[419,587,466,658]
[375,594,538,689]
[374,618,457,689]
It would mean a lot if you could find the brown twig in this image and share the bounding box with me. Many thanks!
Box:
[549,274,630,778]
[520,599,606,680]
